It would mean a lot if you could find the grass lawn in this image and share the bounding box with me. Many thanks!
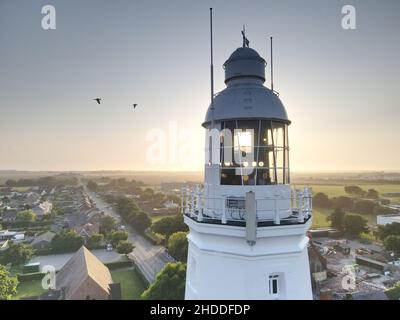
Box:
[311,208,331,229]
[12,279,46,300]
[111,268,147,300]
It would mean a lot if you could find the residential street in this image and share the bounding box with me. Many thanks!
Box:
[84,186,174,283]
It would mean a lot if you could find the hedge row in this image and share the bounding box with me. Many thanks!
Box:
[17,272,45,282]
[105,260,133,270]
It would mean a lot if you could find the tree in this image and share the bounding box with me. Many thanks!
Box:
[384,235,400,256]
[0,265,18,300]
[131,211,151,233]
[151,214,188,240]
[313,193,332,208]
[375,222,400,241]
[168,232,188,262]
[331,196,353,210]
[343,215,368,238]
[86,233,104,249]
[327,208,346,231]
[141,262,186,300]
[87,180,98,191]
[110,230,128,245]
[16,210,36,223]
[344,185,365,197]
[366,189,379,199]
[116,241,134,254]
[4,179,17,188]
[353,200,375,215]
[51,230,84,253]
[1,243,35,265]
[99,216,117,234]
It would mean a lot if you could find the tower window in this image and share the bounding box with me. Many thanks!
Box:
[220,120,290,185]
[268,275,279,296]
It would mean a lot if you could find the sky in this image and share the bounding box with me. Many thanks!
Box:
[0,0,399,172]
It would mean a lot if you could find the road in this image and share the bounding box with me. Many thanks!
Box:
[84,187,174,283]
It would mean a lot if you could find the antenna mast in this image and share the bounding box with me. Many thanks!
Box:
[270,36,274,92]
[210,8,215,114]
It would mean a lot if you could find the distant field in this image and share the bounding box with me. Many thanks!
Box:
[297,183,400,203]
[0,186,33,192]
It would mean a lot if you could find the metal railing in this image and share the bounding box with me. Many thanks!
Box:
[181,185,312,226]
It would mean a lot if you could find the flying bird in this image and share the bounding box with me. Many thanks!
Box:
[132,103,138,109]
[93,98,101,104]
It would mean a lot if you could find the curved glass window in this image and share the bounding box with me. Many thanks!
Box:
[220,120,290,185]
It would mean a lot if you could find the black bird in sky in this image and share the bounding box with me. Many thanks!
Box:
[132,103,138,109]
[93,98,101,104]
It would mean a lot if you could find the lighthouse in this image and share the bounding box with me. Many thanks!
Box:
[182,33,313,300]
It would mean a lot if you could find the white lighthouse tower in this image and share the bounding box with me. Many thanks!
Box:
[182,34,313,300]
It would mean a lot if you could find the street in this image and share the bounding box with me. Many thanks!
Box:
[85,186,174,283]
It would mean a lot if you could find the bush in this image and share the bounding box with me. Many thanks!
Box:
[116,241,134,254]
[86,233,104,249]
[110,230,128,246]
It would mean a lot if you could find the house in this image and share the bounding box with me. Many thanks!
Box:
[163,200,179,209]
[25,192,41,206]
[55,246,115,300]
[32,201,53,218]
[1,209,17,222]
[74,223,100,238]
[377,214,400,226]
[30,231,56,250]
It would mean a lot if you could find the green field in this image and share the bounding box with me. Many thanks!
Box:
[111,268,147,300]
[12,280,46,300]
